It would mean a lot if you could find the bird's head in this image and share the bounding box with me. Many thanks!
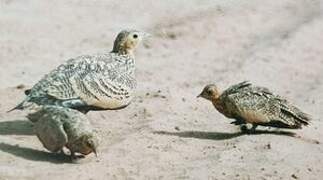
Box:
[79,133,99,157]
[197,84,221,101]
[112,29,150,56]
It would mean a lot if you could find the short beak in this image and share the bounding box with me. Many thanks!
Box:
[197,94,202,98]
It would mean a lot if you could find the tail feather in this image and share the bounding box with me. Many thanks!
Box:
[7,101,26,113]
[7,97,32,113]
[224,81,251,95]
[280,107,310,128]
[295,109,311,124]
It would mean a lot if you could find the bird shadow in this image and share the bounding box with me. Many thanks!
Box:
[0,120,34,135]
[0,143,71,164]
[153,129,296,140]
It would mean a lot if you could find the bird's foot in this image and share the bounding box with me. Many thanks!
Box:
[57,148,67,156]
[70,152,85,163]
[240,124,257,134]
[240,125,249,133]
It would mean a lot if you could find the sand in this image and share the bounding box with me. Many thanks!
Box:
[0,0,323,179]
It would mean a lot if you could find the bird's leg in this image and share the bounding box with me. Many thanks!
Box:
[250,124,258,133]
[70,151,76,160]
[70,151,81,163]
[234,118,248,132]
[240,125,248,132]
[58,148,67,156]
[241,124,258,134]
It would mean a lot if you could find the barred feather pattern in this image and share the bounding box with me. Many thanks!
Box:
[216,82,310,129]
[28,106,98,154]
[20,52,136,111]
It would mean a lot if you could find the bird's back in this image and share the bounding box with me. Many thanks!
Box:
[219,82,310,128]
[17,52,136,112]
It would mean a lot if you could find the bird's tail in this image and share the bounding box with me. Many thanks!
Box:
[7,97,32,113]
[280,105,311,129]
[294,108,311,126]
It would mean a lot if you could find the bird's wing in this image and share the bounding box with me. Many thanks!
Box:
[65,54,135,108]
[28,55,99,99]
[24,54,125,107]
[228,92,279,123]
[33,114,68,152]
[244,86,310,126]
[221,81,252,97]
[224,87,309,128]
[13,53,135,112]
[226,91,279,123]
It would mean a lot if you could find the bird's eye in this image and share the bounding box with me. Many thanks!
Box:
[133,34,138,39]
[86,141,92,147]
[207,89,212,95]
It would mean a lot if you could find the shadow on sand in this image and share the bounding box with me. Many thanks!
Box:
[0,143,71,164]
[153,130,296,140]
[0,120,34,135]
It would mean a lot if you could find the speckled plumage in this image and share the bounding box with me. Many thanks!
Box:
[27,105,99,158]
[11,30,148,113]
[198,81,311,131]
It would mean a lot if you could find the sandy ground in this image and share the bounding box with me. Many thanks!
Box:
[1,0,323,179]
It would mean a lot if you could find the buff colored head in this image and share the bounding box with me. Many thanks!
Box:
[78,133,99,157]
[197,84,221,101]
[112,29,150,56]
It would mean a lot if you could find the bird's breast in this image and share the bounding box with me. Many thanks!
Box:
[213,101,233,118]
[91,95,133,109]
[239,110,270,123]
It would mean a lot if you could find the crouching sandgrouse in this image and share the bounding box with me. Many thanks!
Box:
[198,81,311,132]
[27,105,99,159]
[10,29,149,113]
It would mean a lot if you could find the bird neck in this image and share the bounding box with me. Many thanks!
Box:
[210,92,221,102]
[111,41,135,57]
[212,99,225,115]
[211,94,223,111]
[112,48,134,57]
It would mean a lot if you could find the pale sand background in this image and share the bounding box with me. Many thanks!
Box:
[0,0,323,179]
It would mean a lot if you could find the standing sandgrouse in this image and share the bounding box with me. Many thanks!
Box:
[27,105,99,159]
[198,81,311,132]
[10,29,149,113]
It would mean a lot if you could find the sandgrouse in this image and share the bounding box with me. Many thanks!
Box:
[10,29,149,113]
[27,105,99,159]
[198,81,311,132]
